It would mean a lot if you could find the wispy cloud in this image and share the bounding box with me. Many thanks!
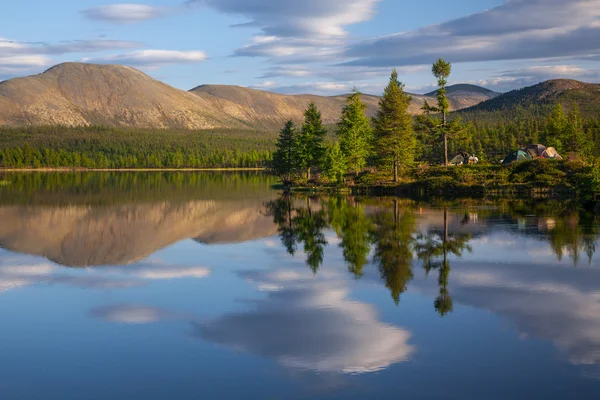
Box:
[190,0,380,61]
[251,80,384,96]
[471,65,600,92]
[81,4,175,23]
[83,49,208,68]
[0,38,142,79]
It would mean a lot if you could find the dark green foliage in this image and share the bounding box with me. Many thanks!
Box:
[370,202,417,305]
[0,126,273,169]
[265,193,600,307]
[373,70,416,182]
[0,171,276,206]
[295,203,328,274]
[337,89,373,175]
[431,58,453,165]
[271,120,299,185]
[297,102,327,180]
[322,142,347,184]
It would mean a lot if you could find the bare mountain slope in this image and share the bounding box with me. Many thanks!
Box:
[189,84,382,127]
[190,84,499,125]
[0,62,498,130]
[0,63,242,129]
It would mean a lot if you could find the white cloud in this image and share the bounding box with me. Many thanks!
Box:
[345,0,600,67]
[196,269,414,374]
[90,304,172,324]
[92,266,414,374]
[83,49,208,68]
[413,261,600,366]
[261,65,426,82]
[252,80,384,96]
[191,0,380,38]
[0,37,142,79]
[110,261,212,280]
[188,0,380,63]
[81,4,173,23]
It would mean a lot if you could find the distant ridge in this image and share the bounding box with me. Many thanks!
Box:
[460,79,600,116]
[425,84,499,96]
[0,62,501,130]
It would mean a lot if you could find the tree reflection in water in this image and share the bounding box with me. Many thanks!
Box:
[414,209,472,316]
[264,195,599,314]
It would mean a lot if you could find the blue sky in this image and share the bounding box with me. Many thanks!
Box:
[2,0,600,95]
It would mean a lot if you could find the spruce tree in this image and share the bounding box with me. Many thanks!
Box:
[271,120,298,185]
[322,142,347,184]
[337,89,372,175]
[566,104,592,156]
[432,58,452,165]
[373,69,416,182]
[544,104,569,153]
[297,102,327,180]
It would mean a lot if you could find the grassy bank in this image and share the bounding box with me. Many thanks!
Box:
[292,160,600,211]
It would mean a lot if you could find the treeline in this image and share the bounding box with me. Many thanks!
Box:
[0,126,274,169]
[272,68,416,184]
[454,105,600,162]
[272,59,600,185]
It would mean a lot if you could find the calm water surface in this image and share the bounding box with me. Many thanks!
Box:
[1,172,600,400]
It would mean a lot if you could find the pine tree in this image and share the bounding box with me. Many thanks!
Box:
[272,120,298,185]
[337,89,372,175]
[566,104,592,156]
[297,102,327,181]
[432,58,452,165]
[373,69,416,182]
[322,142,347,184]
[544,104,569,153]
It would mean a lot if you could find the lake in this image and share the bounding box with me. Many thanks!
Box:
[1,172,599,400]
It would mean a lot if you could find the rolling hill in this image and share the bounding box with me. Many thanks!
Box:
[460,79,600,117]
[0,62,498,130]
[425,84,501,110]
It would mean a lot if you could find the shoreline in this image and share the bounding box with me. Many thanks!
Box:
[0,167,267,172]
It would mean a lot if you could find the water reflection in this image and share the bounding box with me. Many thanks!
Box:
[195,268,415,374]
[265,196,475,311]
[264,195,600,313]
[414,209,472,316]
[2,174,600,393]
[0,172,278,266]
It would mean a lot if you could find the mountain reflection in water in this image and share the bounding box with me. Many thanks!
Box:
[1,172,600,399]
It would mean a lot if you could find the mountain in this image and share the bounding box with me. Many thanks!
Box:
[0,62,247,129]
[189,84,382,128]
[0,62,498,130]
[460,79,600,116]
[425,84,501,110]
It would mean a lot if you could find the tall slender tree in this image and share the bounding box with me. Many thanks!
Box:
[271,120,298,185]
[337,89,373,175]
[432,58,452,165]
[297,102,327,181]
[373,69,416,182]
